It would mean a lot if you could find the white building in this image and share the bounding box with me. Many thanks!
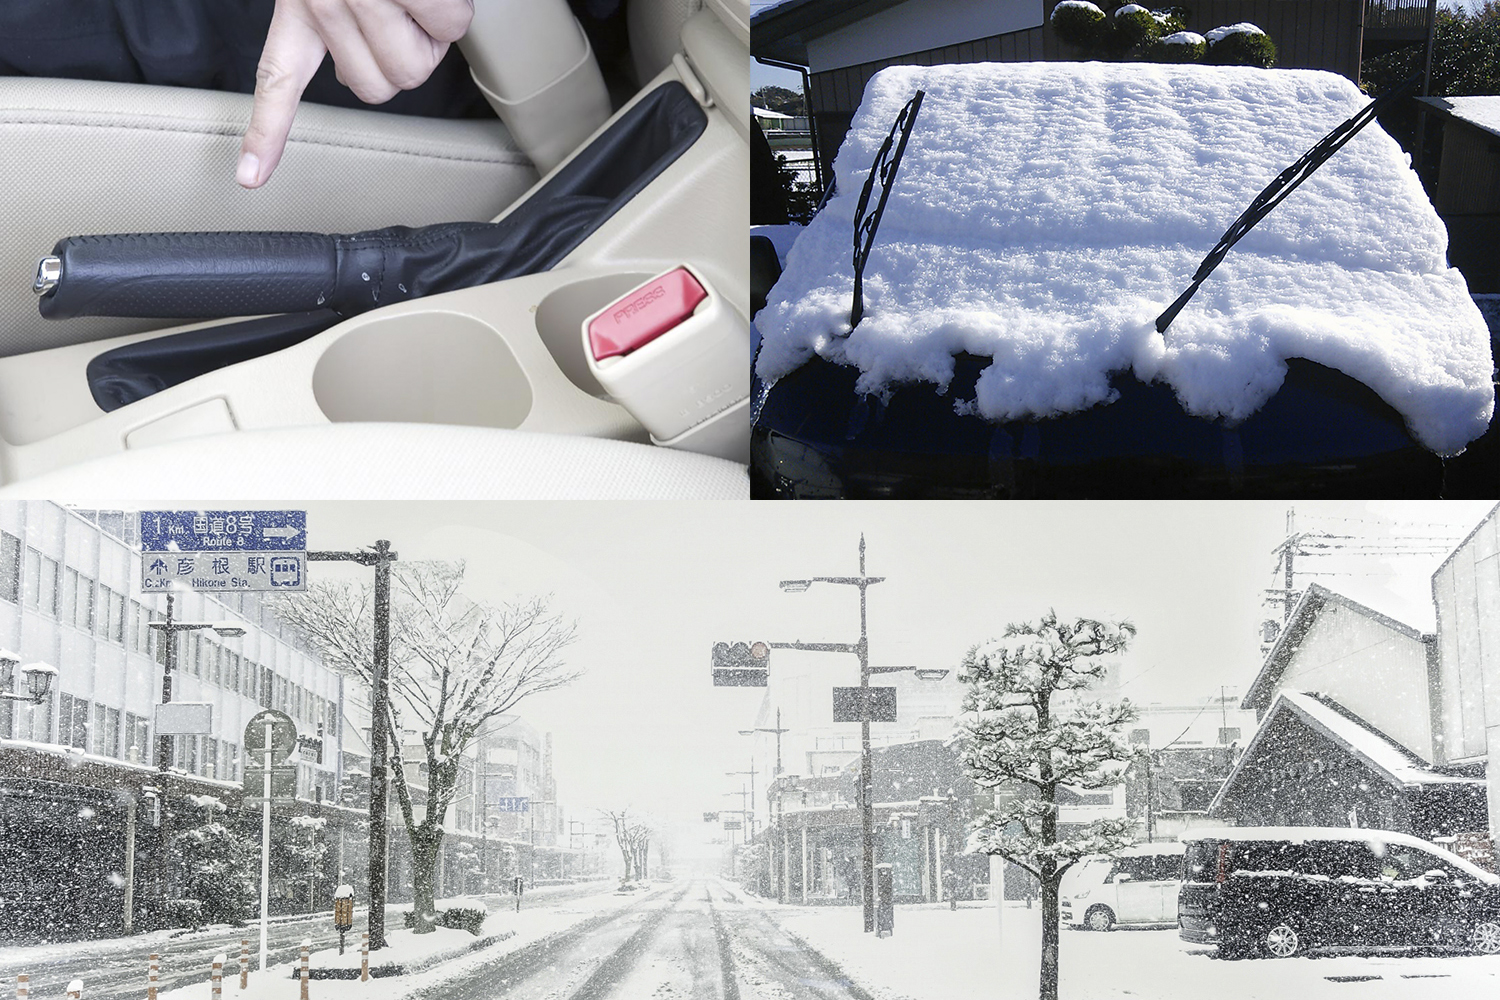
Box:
[0,503,342,800]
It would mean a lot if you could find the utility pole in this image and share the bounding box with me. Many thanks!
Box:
[776,537,918,934]
[307,541,397,950]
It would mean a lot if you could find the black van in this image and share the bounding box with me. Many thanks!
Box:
[1178,828,1500,959]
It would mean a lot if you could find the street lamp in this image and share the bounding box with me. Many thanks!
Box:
[775,535,885,934]
[0,652,56,704]
[147,590,246,773]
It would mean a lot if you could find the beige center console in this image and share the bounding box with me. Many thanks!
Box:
[0,6,749,488]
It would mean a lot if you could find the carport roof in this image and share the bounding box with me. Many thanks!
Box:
[751,0,913,64]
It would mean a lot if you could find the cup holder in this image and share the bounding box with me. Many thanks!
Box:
[313,311,532,427]
[534,272,654,397]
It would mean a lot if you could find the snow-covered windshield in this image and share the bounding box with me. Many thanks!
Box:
[755,62,1493,456]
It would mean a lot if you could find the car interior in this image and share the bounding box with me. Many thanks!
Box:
[0,0,750,498]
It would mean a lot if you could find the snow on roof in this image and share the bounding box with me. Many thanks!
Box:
[1278,690,1479,786]
[753,106,793,119]
[1419,95,1500,139]
[755,62,1494,456]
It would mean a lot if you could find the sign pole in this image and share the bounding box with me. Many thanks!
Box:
[259,720,272,972]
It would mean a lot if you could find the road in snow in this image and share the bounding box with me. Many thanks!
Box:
[437,879,870,1000]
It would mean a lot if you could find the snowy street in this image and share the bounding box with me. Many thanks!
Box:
[456,879,868,1000]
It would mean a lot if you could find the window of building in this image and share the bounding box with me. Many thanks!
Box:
[125,711,149,762]
[22,547,38,607]
[57,692,90,750]
[0,661,12,738]
[24,549,59,616]
[152,613,168,666]
[261,667,274,709]
[204,736,220,778]
[0,531,20,603]
[65,570,93,632]
[94,703,121,758]
[61,568,76,625]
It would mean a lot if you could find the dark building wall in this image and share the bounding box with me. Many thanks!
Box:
[807,25,1049,187]
[1212,708,1487,839]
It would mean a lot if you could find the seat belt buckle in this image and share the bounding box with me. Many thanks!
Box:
[583,264,748,460]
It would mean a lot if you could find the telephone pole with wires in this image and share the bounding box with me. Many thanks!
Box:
[1263,507,1468,646]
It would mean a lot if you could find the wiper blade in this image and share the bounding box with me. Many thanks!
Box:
[1156,72,1423,335]
[849,89,925,331]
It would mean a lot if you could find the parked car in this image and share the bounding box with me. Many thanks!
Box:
[1061,842,1185,931]
[1178,827,1500,959]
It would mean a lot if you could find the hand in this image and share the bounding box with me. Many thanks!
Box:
[237,0,474,188]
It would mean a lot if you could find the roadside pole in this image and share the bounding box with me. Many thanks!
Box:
[259,720,272,972]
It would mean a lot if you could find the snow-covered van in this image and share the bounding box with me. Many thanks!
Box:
[1178,827,1500,958]
[1060,843,1185,931]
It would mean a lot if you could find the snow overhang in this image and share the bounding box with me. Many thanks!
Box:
[756,62,1495,456]
[1208,690,1480,816]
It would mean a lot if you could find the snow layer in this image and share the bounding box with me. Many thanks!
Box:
[755,63,1494,455]
[1205,21,1267,42]
[1162,30,1206,45]
[777,898,1500,1000]
[1432,95,1500,138]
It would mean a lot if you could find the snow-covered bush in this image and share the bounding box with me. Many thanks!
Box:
[438,905,486,935]
[171,799,256,927]
[1113,4,1163,49]
[1050,0,1108,48]
[1204,22,1277,67]
[1050,0,1258,63]
[1151,30,1207,61]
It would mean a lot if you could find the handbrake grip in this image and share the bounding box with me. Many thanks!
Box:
[38,231,338,320]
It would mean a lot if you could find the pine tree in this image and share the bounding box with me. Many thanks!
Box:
[957,612,1140,1000]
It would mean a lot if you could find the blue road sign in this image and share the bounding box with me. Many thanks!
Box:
[139,510,307,552]
[494,797,530,813]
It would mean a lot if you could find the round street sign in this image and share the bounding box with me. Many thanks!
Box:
[243,709,297,765]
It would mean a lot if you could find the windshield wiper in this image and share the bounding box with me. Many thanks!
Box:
[849,89,925,331]
[1156,72,1423,335]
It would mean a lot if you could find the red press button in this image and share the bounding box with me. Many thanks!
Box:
[588,268,707,361]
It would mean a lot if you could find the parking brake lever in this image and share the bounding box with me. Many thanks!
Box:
[33,216,592,323]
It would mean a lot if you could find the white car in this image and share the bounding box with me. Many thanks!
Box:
[1060,843,1185,931]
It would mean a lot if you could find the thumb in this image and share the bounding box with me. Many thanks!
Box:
[239,8,326,188]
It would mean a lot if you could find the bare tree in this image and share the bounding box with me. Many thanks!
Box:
[602,809,653,883]
[274,561,579,932]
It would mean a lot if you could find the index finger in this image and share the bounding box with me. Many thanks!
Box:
[239,8,328,188]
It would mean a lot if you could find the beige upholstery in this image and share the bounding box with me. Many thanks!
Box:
[628,0,702,84]
[628,0,749,91]
[0,423,749,499]
[0,77,539,357]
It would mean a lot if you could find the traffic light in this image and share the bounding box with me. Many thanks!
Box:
[712,641,770,686]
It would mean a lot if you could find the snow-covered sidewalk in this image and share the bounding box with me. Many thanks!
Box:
[768,898,1500,1000]
[151,882,671,1000]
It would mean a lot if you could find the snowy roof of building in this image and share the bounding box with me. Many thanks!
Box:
[755,62,1494,456]
[1279,691,1475,785]
[753,106,793,119]
[1432,500,1500,578]
[1209,690,1481,819]
[1242,583,1425,713]
[1416,95,1500,140]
